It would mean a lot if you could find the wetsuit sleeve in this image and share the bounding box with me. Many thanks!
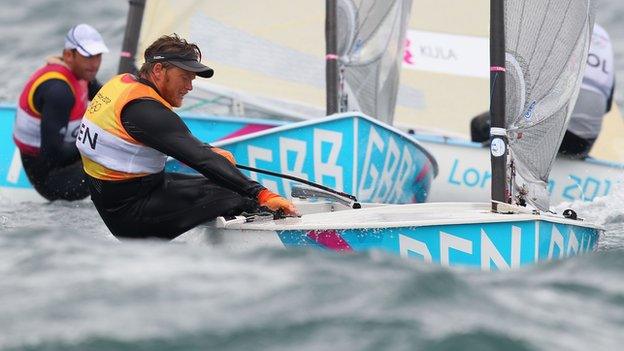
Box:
[34,79,80,166]
[88,79,103,100]
[121,99,264,198]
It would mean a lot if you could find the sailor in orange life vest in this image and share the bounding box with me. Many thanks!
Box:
[13,24,109,201]
[75,34,299,240]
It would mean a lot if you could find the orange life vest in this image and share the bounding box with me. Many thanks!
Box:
[76,74,171,181]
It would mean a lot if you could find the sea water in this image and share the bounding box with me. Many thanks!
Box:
[1,197,624,351]
[1,1,624,350]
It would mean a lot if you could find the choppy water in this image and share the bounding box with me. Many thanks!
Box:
[1,197,624,351]
[1,1,624,350]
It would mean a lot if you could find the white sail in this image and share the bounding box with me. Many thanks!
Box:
[137,0,325,119]
[137,0,413,122]
[135,0,491,136]
[135,1,624,161]
[336,0,413,124]
[504,0,594,210]
[398,0,624,162]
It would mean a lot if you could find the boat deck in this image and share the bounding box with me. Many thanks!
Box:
[218,202,598,231]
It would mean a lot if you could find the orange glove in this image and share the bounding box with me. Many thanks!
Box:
[257,189,300,217]
[211,147,236,165]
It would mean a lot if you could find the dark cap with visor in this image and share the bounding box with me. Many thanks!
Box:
[146,52,214,78]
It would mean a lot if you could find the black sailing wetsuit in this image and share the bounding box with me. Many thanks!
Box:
[21,79,101,201]
[86,79,264,240]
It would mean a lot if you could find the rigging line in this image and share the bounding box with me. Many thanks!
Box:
[489,71,502,107]
[235,164,358,201]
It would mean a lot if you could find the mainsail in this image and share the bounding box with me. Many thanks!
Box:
[132,0,492,136]
[135,0,412,123]
[334,0,412,124]
[137,0,325,119]
[131,1,624,162]
[503,0,594,210]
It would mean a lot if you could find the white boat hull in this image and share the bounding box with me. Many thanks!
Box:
[414,134,624,204]
[189,202,602,270]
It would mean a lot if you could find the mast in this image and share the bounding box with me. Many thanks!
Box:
[489,0,509,211]
[325,0,339,115]
[118,0,146,74]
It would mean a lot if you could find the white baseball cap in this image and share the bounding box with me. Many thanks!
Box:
[64,24,109,57]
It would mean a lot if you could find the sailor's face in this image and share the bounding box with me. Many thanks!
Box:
[162,67,195,107]
[65,50,102,81]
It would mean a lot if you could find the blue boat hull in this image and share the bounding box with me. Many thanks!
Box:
[205,202,602,270]
[0,105,437,204]
[168,112,437,204]
[278,220,599,269]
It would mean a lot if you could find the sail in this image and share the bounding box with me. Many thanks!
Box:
[335,0,413,124]
[134,0,489,133]
[136,0,413,122]
[137,0,325,119]
[134,1,624,162]
[504,0,594,210]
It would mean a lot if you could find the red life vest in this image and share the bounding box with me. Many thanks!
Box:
[13,57,88,155]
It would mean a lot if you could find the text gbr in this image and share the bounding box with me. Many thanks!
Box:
[245,125,419,203]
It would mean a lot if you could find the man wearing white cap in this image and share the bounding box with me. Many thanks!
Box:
[13,23,109,201]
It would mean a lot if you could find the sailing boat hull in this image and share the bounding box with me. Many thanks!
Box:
[174,113,624,204]
[168,112,438,204]
[189,202,601,270]
[0,106,437,204]
[173,112,624,204]
[0,105,43,202]
[2,104,621,204]
[414,133,624,204]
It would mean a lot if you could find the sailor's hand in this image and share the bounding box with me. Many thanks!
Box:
[212,147,236,165]
[257,189,300,216]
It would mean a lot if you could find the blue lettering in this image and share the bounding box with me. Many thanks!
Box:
[562,175,582,201]
[463,168,480,187]
[582,177,601,201]
[448,159,461,185]
[561,175,611,202]
[547,179,555,193]
[481,170,491,188]
[604,180,612,196]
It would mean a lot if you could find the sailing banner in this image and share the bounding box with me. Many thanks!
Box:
[402,30,489,78]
